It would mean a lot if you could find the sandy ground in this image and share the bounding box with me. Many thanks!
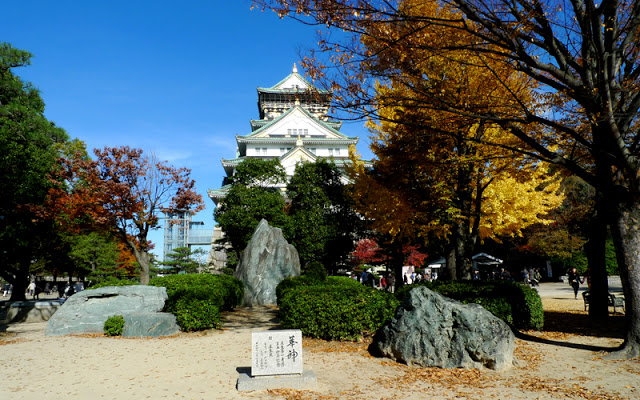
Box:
[1,283,639,400]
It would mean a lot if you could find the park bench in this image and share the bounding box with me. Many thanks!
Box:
[582,291,625,314]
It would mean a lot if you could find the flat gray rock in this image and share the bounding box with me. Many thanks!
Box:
[46,285,173,336]
[370,286,515,370]
[122,312,179,337]
[234,219,300,306]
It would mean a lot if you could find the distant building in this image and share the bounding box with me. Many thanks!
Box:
[207,64,371,269]
[163,212,213,262]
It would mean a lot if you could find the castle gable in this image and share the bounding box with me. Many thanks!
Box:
[245,105,347,140]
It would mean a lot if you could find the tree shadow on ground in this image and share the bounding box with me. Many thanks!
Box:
[542,310,625,339]
[516,309,625,352]
[221,306,281,332]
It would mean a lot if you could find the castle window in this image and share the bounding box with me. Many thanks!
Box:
[287,128,308,137]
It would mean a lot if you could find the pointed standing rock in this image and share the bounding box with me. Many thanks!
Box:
[234,219,300,306]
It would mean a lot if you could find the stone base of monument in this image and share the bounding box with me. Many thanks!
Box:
[236,370,317,391]
[1,300,65,323]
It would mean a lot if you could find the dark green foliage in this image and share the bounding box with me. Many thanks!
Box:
[304,261,328,281]
[0,43,70,300]
[276,275,360,305]
[214,159,290,261]
[551,237,619,276]
[287,160,363,271]
[68,232,121,280]
[159,247,200,274]
[396,280,544,331]
[149,274,244,331]
[277,276,399,340]
[104,315,125,337]
[87,277,138,290]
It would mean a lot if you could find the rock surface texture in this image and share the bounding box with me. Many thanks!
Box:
[46,285,179,337]
[370,286,515,370]
[234,219,300,306]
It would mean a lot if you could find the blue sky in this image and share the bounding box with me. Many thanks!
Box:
[2,1,374,259]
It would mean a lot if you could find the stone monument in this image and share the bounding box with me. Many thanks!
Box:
[237,329,316,391]
[234,219,300,306]
[370,286,515,370]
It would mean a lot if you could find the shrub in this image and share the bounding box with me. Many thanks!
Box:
[104,315,125,336]
[276,275,360,306]
[149,274,244,331]
[277,277,399,340]
[304,261,327,281]
[87,277,137,290]
[396,280,544,331]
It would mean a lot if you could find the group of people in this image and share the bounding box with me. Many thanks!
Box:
[359,269,376,288]
[521,267,542,287]
[0,280,85,300]
[354,269,397,292]
[403,271,430,285]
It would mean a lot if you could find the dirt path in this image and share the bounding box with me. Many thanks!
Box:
[1,287,639,400]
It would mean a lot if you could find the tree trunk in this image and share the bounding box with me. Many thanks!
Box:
[586,194,610,319]
[444,246,457,281]
[8,276,27,302]
[138,250,151,285]
[390,241,405,293]
[455,224,475,280]
[7,257,30,302]
[447,221,476,280]
[129,241,151,285]
[609,200,640,358]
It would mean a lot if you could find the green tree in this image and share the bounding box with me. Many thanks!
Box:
[67,232,121,281]
[160,247,200,274]
[287,159,363,271]
[0,43,69,300]
[214,158,289,261]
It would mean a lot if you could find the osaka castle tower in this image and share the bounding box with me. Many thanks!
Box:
[208,64,367,205]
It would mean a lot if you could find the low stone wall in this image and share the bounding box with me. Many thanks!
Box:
[0,299,65,323]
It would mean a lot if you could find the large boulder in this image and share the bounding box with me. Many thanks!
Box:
[370,286,515,370]
[46,285,178,337]
[234,219,300,306]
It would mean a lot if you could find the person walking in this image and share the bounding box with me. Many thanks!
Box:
[360,270,368,286]
[567,267,583,299]
[380,275,387,291]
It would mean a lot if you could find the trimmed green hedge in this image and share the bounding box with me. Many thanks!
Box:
[149,274,244,332]
[86,277,138,290]
[277,276,399,340]
[276,275,361,306]
[397,280,544,331]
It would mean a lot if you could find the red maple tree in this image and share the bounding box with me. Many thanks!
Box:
[42,146,204,284]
